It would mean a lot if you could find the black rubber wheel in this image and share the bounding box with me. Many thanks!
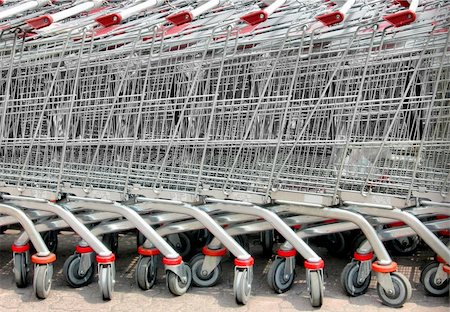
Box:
[167,233,192,259]
[102,233,119,255]
[136,255,158,290]
[325,232,347,258]
[261,230,275,256]
[377,272,412,308]
[190,254,222,287]
[14,252,29,288]
[267,257,295,293]
[166,265,192,296]
[420,262,449,296]
[340,261,371,297]
[386,236,420,256]
[235,235,250,253]
[136,231,145,249]
[42,231,58,254]
[34,264,53,299]
[63,254,95,288]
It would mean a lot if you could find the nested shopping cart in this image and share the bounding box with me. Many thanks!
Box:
[1,0,449,308]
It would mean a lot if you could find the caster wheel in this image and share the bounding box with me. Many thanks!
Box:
[309,271,323,308]
[235,269,252,305]
[42,231,58,254]
[99,264,115,300]
[387,236,419,256]
[340,261,371,296]
[350,232,366,253]
[377,272,412,308]
[102,233,119,255]
[190,254,221,287]
[136,231,145,249]
[167,233,191,259]
[136,255,158,290]
[267,257,295,293]
[166,264,192,296]
[235,235,250,253]
[63,254,95,288]
[420,262,449,296]
[325,232,347,258]
[13,252,29,288]
[261,230,274,256]
[34,264,53,299]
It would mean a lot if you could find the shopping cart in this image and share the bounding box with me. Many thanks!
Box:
[1,0,449,307]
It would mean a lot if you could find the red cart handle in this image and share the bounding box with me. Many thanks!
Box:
[383,0,418,27]
[240,0,287,26]
[316,0,355,26]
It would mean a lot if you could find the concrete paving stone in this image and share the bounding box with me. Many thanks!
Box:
[1,233,448,312]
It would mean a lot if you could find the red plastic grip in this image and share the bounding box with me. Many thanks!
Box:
[137,246,160,256]
[11,243,30,253]
[388,221,406,227]
[96,13,122,27]
[395,0,410,7]
[202,246,227,257]
[234,257,254,267]
[163,256,183,266]
[354,252,373,261]
[96,254,115,264]
[76,245,94,254]
[383,10,416,27]
[304,259,325,270]
[166,11,193,26]
[277,249,296,258]
[31,253,56,264]
[240,10,268,26]
[27,15,54,29]
[316,11,344,26]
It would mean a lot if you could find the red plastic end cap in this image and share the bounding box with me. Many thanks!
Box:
[12,243,30,253]
[277,249,296,258]
[438,230,450,237]
[163,256,183,266]
[76,245,94,254]
[443,264,450,274]
[166,11,193,26]
[383,10,416,27]
[304,259,324,270]
[96,254,115,264]
[316,11,344,26]
[234,257,255,267]
[436,255,446,264]
[388,221,406,227]
[372,261,397,273]
[27,15,54,29]
[31,253,56,264]
[240,10,268,26]
[202,246,227,257]
[96,13,122,27]
[354,252,374,261]
[395,0,410,8]
[137,246,160,256]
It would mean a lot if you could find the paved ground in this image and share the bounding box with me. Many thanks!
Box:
[0,230,448,312]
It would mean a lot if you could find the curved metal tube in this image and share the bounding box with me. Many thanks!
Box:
[278,202,393,265]
[137,198,251,260]
[205,198,321,262]
[0,203,50,256]
[3,195,111,256]
[347,203,450,264]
